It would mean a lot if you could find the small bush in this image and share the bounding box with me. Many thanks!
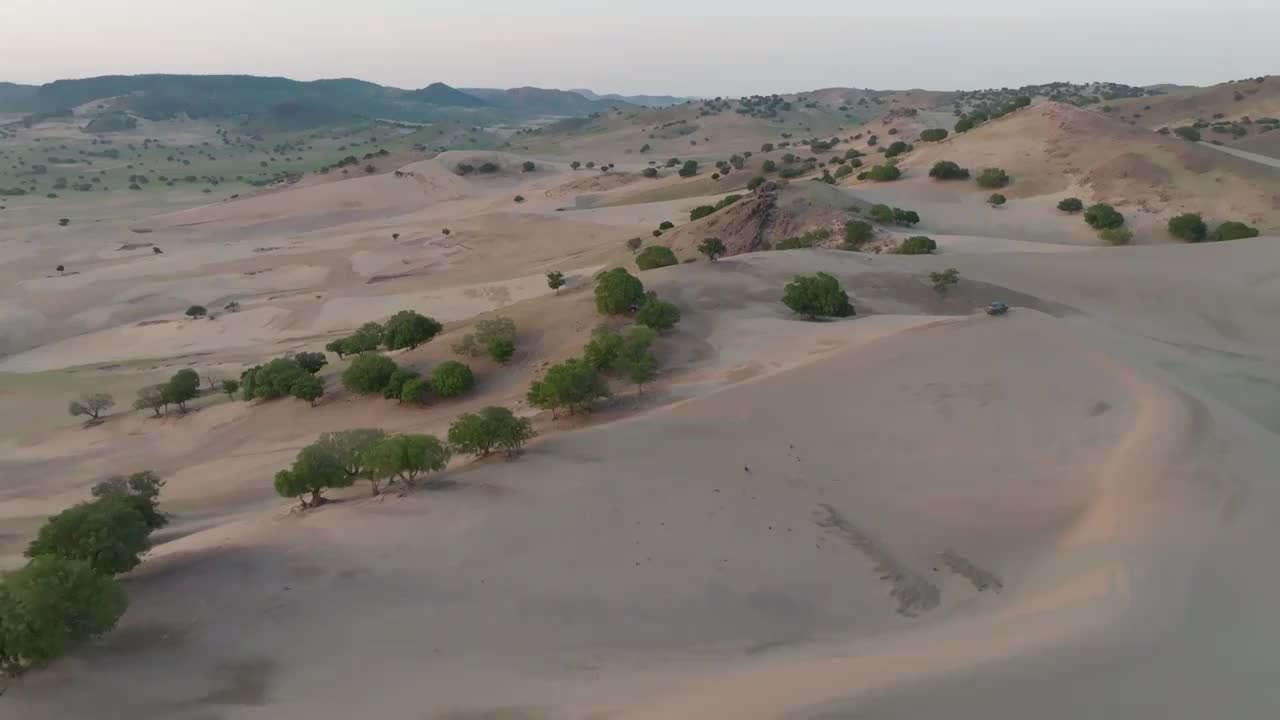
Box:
[1209,221,1260,242]
[636,245,678,270]
[929,268,960,292]
[975,168,1010,188]
[929,161,969,180]
[431,361,474,398]
[988,193,1007,207]
[782,272,854,320]
[1057,197,1084,213]
[698,237,727,261]
[1167,213,1208,242]
[920,128,948,142]
[342,353,400,395]
[843,220,874,249]
[1173,126,1201,141]
[897,236,937,255]
[747,176,767,190]
[184,305,207,319]
[1084,203,1125,230]
[635,297,681,332]
[1099,227,1132,245]
[690,205,717,221]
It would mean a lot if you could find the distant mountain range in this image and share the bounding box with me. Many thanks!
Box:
[0,74,642,131]
[569,89,694,107]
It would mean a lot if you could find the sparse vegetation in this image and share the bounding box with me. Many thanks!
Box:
[843,220,874,249]
[929,268,960,292]
[1173,126,1201,142]
[975,168,1010,188]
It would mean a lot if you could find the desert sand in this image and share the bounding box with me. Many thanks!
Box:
[2,87,1279,720]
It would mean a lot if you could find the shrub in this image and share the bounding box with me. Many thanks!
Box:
[844,220,874,248]
[449,406,535,458]
[342,353,400,394]
[431,360,475,398]
[290,373,325,405]
[642,167,658,178]
[635,297,681,332]
[883,141,913,158]
[595,268,646,314]
[382,310,442,351]
[636,245,678,270]
[893,208,920,226]
[400,377,430,405]
[690,205,717,220]
[382,368,420,400]
[1084,203,1125,230]
[658,221,675,231]
[68,392,114,420]
[782,272,854,320]
[1167,213,1208,242]
[626,237,644,253]
[369,434,451,491]
[26,498,151,576]
[1099,227,1132,245]
[546,270,566,292]
[185,305,207,319]
[929,268,960,292]
[0,556,127,678]
[955,117,975,133]
[988,193,1007,206]
[898,236,938,255]
[527,359,610,417]
[762,159,778,173]
[865,163,901,181]
[869,204,894,223]
[1209,221,1260,242]
[929,160,969,180]
[747,176,766,190]
[294,351,328,374]
[1057,197,1084,213]
[678,160,699,177]
[920,128,948,142]
[221,379,240,399]
[522,161,536,172]
[975,168,1010,188]
[1173,126,1201,141]
[698,237,727,261]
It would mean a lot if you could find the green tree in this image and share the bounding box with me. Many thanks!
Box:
[527,359,610,417]
[1167,213,1207,242]
[400,377,430,405]
[221,379,240,399]
[584,326,626,372]
[636,245,678,270]
[0,556,127,678]
[698,237,727,261]
[165,368,201,412]
[928,160,969,180]
[26,499,151,576]
[342,353,400,394]
[893,208,920,226]
[929,268,960,293]
[546,270,566,293]
[595,268,646,315]
[1209,221,1259,242]
[884,141,913,158]
[1084,203,1125,230]
[522,161,536,172]
[383,310,443,351]
[184,305,207,319]
[68,392,114,420]
[868,204,894,223]
[431,360,475,398]
[273,441,352,508]
[920,128,948,142]
[762,159,778,173]
[294,351,328,374]
[615,326,659,395]
[678,160,699,177]
[383,368,421,400]
[90,471,167,531]
[242,358,308,401]
[290,373,325,405]
[866,163,901,181]
[690,205,717,220]
[659,221,675,230]
[975,168,1010,188]
[133,384,167,417]
[898,236,938,255]
[782,272,855,320]
[1057,197,1084,213]
[449,406,535,459]
[325,338,351,359]
[571,161,581,170]
[342,322,385,354]
[843,220,874,249]
[988,193,1007,206]
[314,428,387,496]
[635,297,681,332]
[369,434,451,491]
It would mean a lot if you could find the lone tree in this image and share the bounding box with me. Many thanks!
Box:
[635,296,681,333]
[369,434,451,492]
[185,305,208,319]
[1057,197,1084,213]
[698,237,727,262]
[221,379,240,399]
[928,160,969,180]
[68,392,115,420]
[294,351,328,374]
[0,555,128,678]
[1084,203,1125,230]
[527,359,610,418]
[26,498,152,576]
[988,193,1007,207]
[431,360,475,398]
[1167,213,1208,242]
[382,310,443,351]
[975,168,1010,188]
[165,369,201,412]
[546,270,566,293]
[636,245,678,270]
[449,406,535,459]
[595,268,646,315]
[274,442,352,508]
[782,272,855,320]
[929,268,960,293]
[897,236,938,255]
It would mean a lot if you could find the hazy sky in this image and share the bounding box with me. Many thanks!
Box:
[1,0,1276,95]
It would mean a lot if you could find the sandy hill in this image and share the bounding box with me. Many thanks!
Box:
[657,182,856,257]
[1105,76,1280,132]
[892,101,1280,232]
